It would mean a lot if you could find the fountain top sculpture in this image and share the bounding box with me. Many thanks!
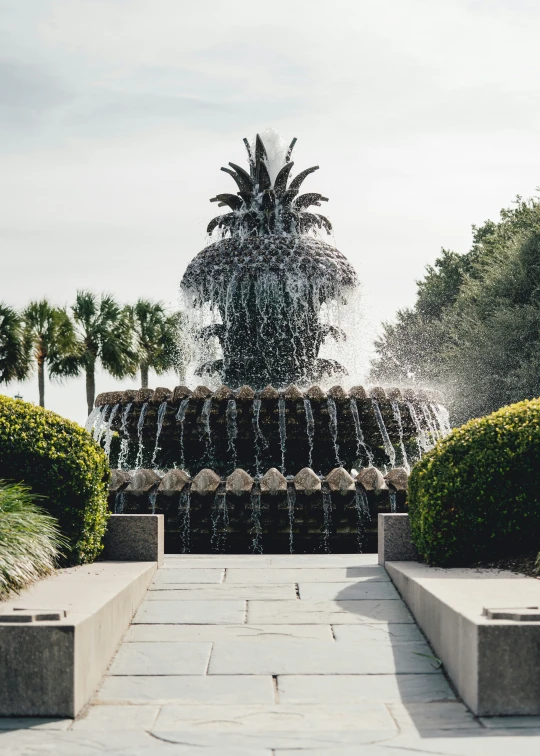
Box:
[181,131,358,389]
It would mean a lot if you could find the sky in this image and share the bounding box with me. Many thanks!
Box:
[2,0,540,425]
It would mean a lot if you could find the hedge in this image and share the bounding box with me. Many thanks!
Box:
[0,395,109,564]
[408,397,540,566]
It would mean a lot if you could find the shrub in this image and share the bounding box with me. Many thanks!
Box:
[0,395,109,564]
[0,481,67,598]
[408,397,540,566]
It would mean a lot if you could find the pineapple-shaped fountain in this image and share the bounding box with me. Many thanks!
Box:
[181,130,358,389]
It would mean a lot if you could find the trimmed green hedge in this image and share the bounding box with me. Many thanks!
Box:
[0,395,109,564]
[408,398,540,566]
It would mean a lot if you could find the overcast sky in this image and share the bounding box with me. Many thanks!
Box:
[2,0,540,424]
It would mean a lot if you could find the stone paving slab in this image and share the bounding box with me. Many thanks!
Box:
[133,599,246,624]
[225,567,390,583]
[146,584,297,599]
[247,599,414,624]
[162,554,379,568]
[152,568,224,584]
[388,701,481,733]
[96,674,275,704]
[153,702,398,732]
[298,580,400,600]
[71,705,160,731]
[208,638,439,675]
[332,623,426,644]
[108,642,212,675]
[277,673,456,703]
[125,623,334,642]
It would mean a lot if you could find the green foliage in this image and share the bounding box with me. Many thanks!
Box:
[408,398,540,566]
[0,303,29,384]
[0,480,67,598]
[371,196,540,424]
[128,299,180,387]
[0,395,110,564]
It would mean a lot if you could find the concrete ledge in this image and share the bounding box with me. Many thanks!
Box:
[378,513,418,565]
[102,514,164,566]
[0,561,156,717]
[386,560,540,716]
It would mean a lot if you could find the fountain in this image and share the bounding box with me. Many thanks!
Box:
[92,130,451,554]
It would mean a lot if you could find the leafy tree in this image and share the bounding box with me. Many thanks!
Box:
[371,195,540,423]
[22,300,76,407]
[70,291,137,416]
[128,300,179,388]
[0,303,29,385]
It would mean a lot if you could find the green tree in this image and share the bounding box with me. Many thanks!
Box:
[22,300,76,407]
[129,300,179,388]
[70,291,137,416]
[0,303,29,385]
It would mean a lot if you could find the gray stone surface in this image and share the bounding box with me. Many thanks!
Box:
[386,560,540,715]
[0,562,155,717]
[378,513,418,564]
[102,514,164,566]
[297,580,399,600]
[146,584,297,599]
[4,553,540,752]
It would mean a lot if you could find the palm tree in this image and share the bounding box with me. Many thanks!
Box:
[0,303,30,385]
[71,291,137,416]
[129,300,180,388]
[23,300,76,407]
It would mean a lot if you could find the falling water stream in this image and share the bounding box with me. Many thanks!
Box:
[287,483,296,554]
[114,491,126,514]
[179,488,191,554]
[252,398,267,476]
[250,487,263,554]
[354,486,370,551]
[103,403,119,458]
[407,401,429,456]
[372,400,396,468]
[176,398,190,470]
[151,401,168,467]
[349,398,374,466]
[117,403,132,469]
[85,407,100,433]
[148,490,158,515]
[389,489,397,513]
[303,398,315,468]
[93,404,109,443]
[200,398,213,465]
[391,401,410,473]
[211,488,229,553]
[278,398,287,474]
[226,399,238,469]
[327,397,342,466]
[135,403,148,469]
[321,486,332,553]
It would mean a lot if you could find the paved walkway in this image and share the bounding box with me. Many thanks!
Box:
[2,554,540,754]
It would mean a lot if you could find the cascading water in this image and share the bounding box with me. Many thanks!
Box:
[354,486,370,551]
[148,490,158,515]
[389,488,397,513]
[85,407,100,433]
[407,401,429,455]
[176,398,190,470]
[349,398,374,466]
[151,401,168,467]
[321,485,332,553]
[372,400,396,469]
[278,397,287,474]
[211,487,229,553]
[252,398,266,476]
[103,403,119,458]
[200,397,213,465]
[179,488,191,554]
[249,487,263,554]
[327,396,342,466]
[135,403,148,469]
[226,399,238,469]
[287,483,296,554]
[304,398,315,468]
[93,404,109,443]
[390,401,410,473]
[117,402,132,469]
[420,402,439,444]
[114,491,126,514]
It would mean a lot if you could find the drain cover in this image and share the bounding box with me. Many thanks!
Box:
[0,609,67,623]
[483,607,540,621]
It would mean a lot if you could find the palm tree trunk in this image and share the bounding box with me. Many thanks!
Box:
[37,357,45,407]
[86,362,96,417]
[140,363,149,389]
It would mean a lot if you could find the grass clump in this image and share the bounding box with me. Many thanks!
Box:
[0,480,67,598]
[408,397,540,566]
